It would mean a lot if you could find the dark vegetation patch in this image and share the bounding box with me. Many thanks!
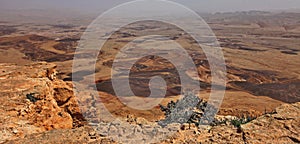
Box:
[238,46,266,51]
[53,42,77,53]
[0,41,13,46]
[0,25,17,36]
[6,39,67,61]
[51,24,76,29]
[0,36,74,62]
[43,55,74,62]
[282,34,300,38]
[17,40,74,62]
[281,51,298,55]
[62,30,79,33]
[26,93,42,103]
[28,35,51,41]
[229,80,300,103]
[230,116,256,128]
[57,38,80,42]
[80,27,87,30]
[221,43,266,51]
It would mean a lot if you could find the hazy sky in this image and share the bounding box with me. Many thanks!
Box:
[1,0,300,13]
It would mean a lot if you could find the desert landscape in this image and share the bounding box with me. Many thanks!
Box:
[0,6,299,144]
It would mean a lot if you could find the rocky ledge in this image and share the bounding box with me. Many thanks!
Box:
[0,62,299,143]
[0,62,84,143]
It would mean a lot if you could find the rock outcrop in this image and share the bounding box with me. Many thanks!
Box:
[0,62,81,143]
[241,102,300,143]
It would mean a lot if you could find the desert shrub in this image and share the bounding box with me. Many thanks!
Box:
[231,115,256,128]
[158,91,216,127]
[158,92,257,128]
[26,93,41,103]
